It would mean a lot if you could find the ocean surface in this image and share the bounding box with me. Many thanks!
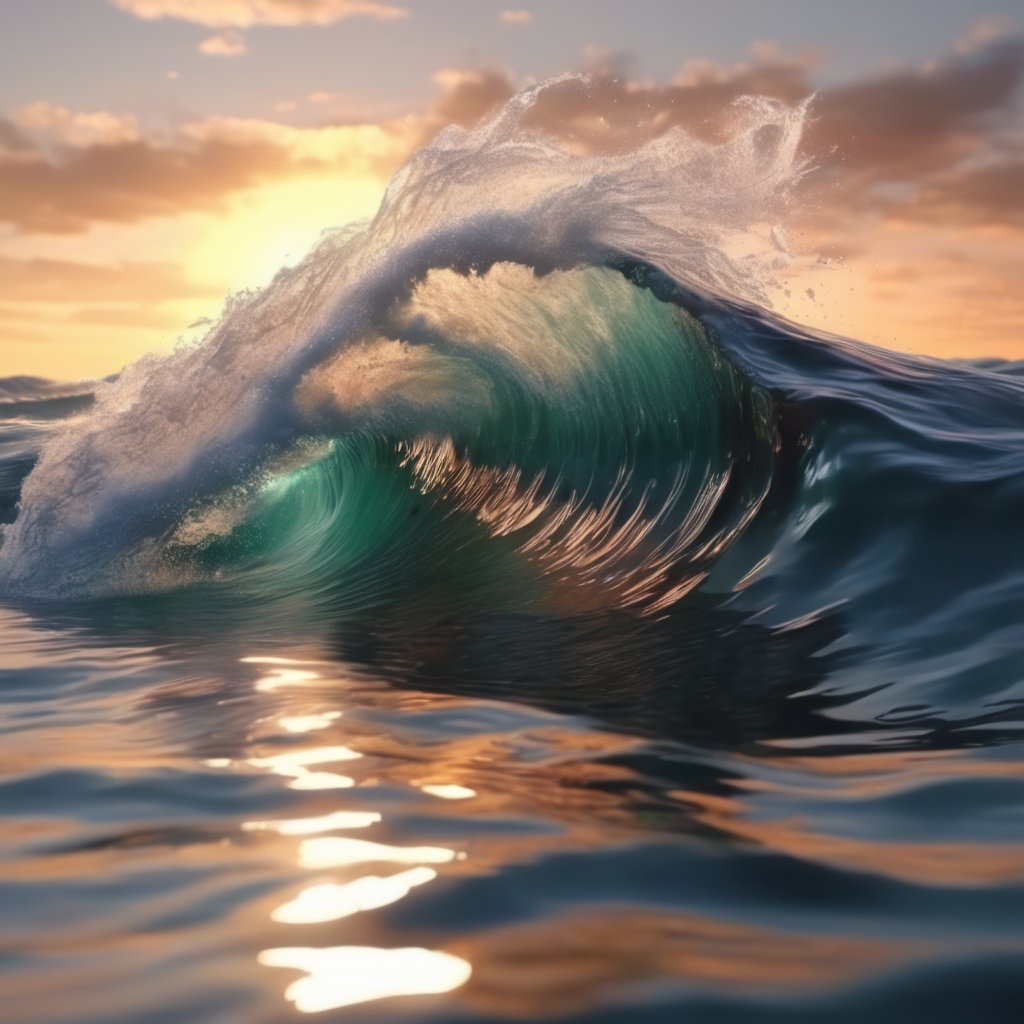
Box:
[1,80,1023,1022]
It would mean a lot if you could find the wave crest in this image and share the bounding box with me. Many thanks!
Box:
[0,78,804,601]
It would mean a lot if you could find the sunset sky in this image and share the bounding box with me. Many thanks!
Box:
[2,0,1022,378]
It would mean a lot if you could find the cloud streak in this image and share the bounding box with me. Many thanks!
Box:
[0,112,412,233]
[0,258,221,303]
[198,30,247,56]
[499,10,532,26]
[110,0,409,27]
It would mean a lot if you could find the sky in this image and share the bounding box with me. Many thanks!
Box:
[1,0,1022,378]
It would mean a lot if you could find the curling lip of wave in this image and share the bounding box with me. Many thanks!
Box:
[0,76,806,602]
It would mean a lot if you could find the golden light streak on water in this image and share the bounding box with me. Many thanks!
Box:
[242,810,382,835]
[247,745,361,790]
[239,655,335,692]
[420,783,477,800]
[298,836,460,870]
[257,946,473,1013]
[247,746,362,770]
[271,868,439,924]
[230,654,475,1014]
[278,711,343,733]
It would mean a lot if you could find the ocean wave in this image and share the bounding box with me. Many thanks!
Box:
[0,79,806,601]
[0,77,1021,726]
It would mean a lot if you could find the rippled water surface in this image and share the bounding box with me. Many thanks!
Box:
[2,584,1023,1023]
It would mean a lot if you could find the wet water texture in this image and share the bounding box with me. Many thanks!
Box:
[1,588,1023,1023]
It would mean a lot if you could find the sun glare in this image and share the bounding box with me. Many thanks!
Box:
[186,174,386,294]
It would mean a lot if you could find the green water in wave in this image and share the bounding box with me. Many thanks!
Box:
[165,266,777,615]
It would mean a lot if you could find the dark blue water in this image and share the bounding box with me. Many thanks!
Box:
[1,80,1024,1021]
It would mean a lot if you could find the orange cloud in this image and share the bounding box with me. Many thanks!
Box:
[499,9,532,25]
[0,112,412,233]
[14,101,140,148]
[424,51,818,151]
[109,0,409,27]
[11,38,1018,240]
[0,136,291,233]
[198,29,247,56]
[0,257,220,303]
[427,68,517,134]
[0,118,32,153]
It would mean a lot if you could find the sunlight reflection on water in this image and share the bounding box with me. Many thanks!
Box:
[229,655,474,1013]
[258,946,473,1014]
[271,868,440,924]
